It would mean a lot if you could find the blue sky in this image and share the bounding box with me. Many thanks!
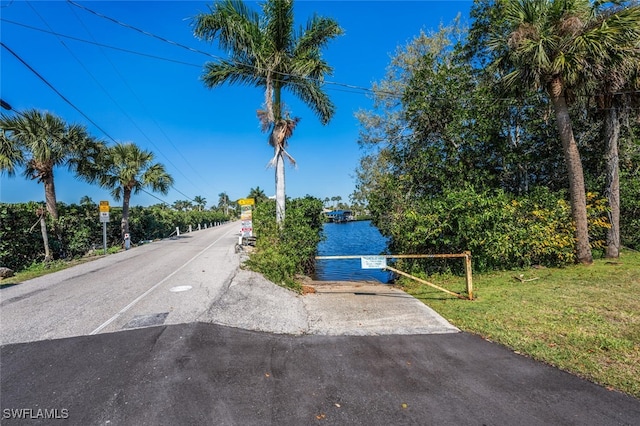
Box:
[1,0,472,209]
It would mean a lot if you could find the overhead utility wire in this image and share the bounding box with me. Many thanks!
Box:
[1,18,201,68]
[0,42,118,143]
[65,3,210,193]
[21,2,201,205]
[66,1,639,103]
[0,44,191,207]
[5,17,638,109]
[65,0,381,97]
[3,19,207,201]
[62,2,208,198]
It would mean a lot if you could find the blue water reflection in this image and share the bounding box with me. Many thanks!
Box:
[313,220,393,283]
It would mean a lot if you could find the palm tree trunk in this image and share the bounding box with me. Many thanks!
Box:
[273,82,285,224]
[604,106,620,258]
[549,80,593,264]
[40,213,51,262]
[43,173,58,220]
[275,150,285,223]
[121,187,131,239]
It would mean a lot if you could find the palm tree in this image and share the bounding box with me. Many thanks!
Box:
[97,142,173,238]
[218,192,230,215]
[193,195,207,211]
[0,109,102,220]
[488,0,640,265]
[593,45,640,258]
[248,186,268,204]
[193,0,343,224]
[79,195,94,207]
[172,200,193,211]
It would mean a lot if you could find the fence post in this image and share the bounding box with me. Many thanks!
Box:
[176,226,180,237]
[464,251,473,300]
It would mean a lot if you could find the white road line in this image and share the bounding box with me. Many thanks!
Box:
[90,226,237,335]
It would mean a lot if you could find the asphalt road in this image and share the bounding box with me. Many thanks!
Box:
[0,222,241,345]
[1,221,639,425]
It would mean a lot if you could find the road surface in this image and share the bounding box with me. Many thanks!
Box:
[1,221,639,425]
[0,221,241,345]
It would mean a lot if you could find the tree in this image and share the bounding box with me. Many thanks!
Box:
[248,186,268,204]
[193,195,207,211]
[193,0,343,224]
[591,40,640,258]
[79,195,94,207]
[218,192,230,215]
[96,142,173,239]
[486,0,640,264]
[172,200,193,211]
[0,109,101,220]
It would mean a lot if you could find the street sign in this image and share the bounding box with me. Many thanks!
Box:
[99,200,110,212]
[238,198,255,206]
[99,211,110,223]
[361,256,387,269]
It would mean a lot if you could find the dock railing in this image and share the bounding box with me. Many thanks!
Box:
[315,251,473,300]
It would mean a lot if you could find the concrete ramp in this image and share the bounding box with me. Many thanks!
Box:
[302,281,459,336]
[203,270,458,336]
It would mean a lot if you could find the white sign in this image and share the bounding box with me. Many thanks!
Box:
[99,211,110,223]
[361,256,387,269]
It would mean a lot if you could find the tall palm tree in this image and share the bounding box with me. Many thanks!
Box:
[247,186,268,204]
[193,195,207,211]
[0,109,101,220]
[593,47,640,258]
[193,0,343,224]
[488,0,640,264]
[218,191,230,215]
[97,142,173,238]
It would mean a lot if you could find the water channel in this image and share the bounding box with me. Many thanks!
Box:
[312,220,393,283]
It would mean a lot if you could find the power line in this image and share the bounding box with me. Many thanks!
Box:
[66,5,210,189]
[64,1,640,103]
[65,0,380,97]
[0,18,202,68]
[1,41,199,205]
[1,41,118,143]
[8,2,210,204]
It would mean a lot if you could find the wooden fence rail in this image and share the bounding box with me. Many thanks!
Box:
[315,252,473,300]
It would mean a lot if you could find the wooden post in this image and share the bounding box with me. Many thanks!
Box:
[464,251,473,300]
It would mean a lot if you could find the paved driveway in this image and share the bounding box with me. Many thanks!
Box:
[2,322,639,425]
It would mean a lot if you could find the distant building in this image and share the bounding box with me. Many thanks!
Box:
[325,209,354,223]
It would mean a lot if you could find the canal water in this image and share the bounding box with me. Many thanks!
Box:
[313,220,393,283]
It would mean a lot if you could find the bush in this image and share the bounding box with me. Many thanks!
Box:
[245,196,324,291]
[378,187,610,273]
[0,202,231,272]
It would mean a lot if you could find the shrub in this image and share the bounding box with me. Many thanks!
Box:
[245,196,324,291]
[379,187,610,273]
[0,202,231,272]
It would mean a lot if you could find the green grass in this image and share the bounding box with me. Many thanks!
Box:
[400,249,640,399]
[0,247,122,287]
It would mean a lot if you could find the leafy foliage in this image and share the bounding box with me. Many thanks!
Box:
[384,187,609,273]
[0,202,229,273]
[245,196,324,291]
[355,9,640,272]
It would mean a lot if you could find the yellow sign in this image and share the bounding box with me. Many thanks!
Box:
[238,198,255,206]
[99,200,110,212]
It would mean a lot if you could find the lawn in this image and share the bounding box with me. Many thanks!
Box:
[400,249,640,399]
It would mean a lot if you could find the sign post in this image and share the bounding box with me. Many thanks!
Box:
[99,201,110,254]
[238,198,255,241]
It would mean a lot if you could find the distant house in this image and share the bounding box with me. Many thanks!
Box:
[325,209,354,223]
